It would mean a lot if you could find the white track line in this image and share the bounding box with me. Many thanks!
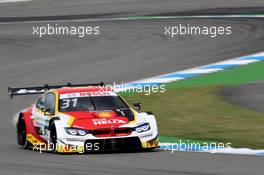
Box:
[122,51,264,86]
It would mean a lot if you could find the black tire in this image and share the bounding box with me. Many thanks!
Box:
[17,116,30,149]
[142,148,156,152]
[50,123,57,153]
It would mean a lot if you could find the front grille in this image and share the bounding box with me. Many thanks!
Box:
[91,128,132,137]
[84,137,142,152]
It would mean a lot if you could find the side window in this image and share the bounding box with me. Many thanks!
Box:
[46,93,56,114]
[36,95,46,110]
[36,93,56,115]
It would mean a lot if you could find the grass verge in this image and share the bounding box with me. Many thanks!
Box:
[121,61,264,149]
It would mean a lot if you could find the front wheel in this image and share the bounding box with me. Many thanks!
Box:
[50,123,57,153]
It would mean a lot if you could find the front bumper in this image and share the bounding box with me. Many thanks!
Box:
[56,135,159,153]
[84,137,142,152]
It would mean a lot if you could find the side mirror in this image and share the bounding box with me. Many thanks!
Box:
[133,102,141,111]
[44,111,52,116]
[41,106,52,116]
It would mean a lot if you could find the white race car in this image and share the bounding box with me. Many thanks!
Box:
[9,83,159,153]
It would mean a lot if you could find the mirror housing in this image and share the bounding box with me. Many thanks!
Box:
[44,111,53,116]
[41,106,53,116]
[133,102,141,111]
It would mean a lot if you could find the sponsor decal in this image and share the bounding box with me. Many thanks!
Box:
[92,118,127,125]
[16,89,45,94]
[44,120,49,130]
[34,120,43,127]
[97,112,112,118]
[139,133,153,138]
[66,138,86,142]
[60,91,117,99]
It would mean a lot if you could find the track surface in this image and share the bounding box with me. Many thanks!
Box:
[1,1,264,175]
[221,81,264,112]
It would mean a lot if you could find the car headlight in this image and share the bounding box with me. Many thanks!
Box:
[65,128,89,136]
[134,123,150,133]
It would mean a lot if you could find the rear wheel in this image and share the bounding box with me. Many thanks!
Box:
[17,116,30,148]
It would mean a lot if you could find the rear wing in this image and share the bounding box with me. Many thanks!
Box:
[8,82,104,98]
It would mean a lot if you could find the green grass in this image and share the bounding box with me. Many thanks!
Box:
[120,61,264,149]
[166,61,264,88]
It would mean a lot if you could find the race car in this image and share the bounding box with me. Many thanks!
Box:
[8,83,159,153]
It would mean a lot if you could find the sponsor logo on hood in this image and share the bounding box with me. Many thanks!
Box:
[92,118,127,125]
[97,112,113,118]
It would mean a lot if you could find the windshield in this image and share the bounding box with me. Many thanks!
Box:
[59,96,129,112]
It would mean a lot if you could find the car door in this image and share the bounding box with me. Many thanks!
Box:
[32,92,56,141]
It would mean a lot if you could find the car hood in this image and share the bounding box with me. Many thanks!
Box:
[63,111,129,130]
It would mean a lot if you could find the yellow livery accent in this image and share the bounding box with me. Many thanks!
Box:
[26,134,45,145]
[67,116,75,126]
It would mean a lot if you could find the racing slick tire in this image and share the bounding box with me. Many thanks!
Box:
[141,148,156,152]
[17,116,30,149]
[50,123,57,153]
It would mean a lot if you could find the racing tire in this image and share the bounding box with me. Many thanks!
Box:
[50,123,57,153]
[142,148,156,152]
[17,116,30,149]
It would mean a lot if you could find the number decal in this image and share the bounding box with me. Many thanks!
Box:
[71,98,78,107]
[61,98,78,109]
[61,99,70,109]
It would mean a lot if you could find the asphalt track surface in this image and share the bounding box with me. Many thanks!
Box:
[221,81,264,112]
[1,0,264,175]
